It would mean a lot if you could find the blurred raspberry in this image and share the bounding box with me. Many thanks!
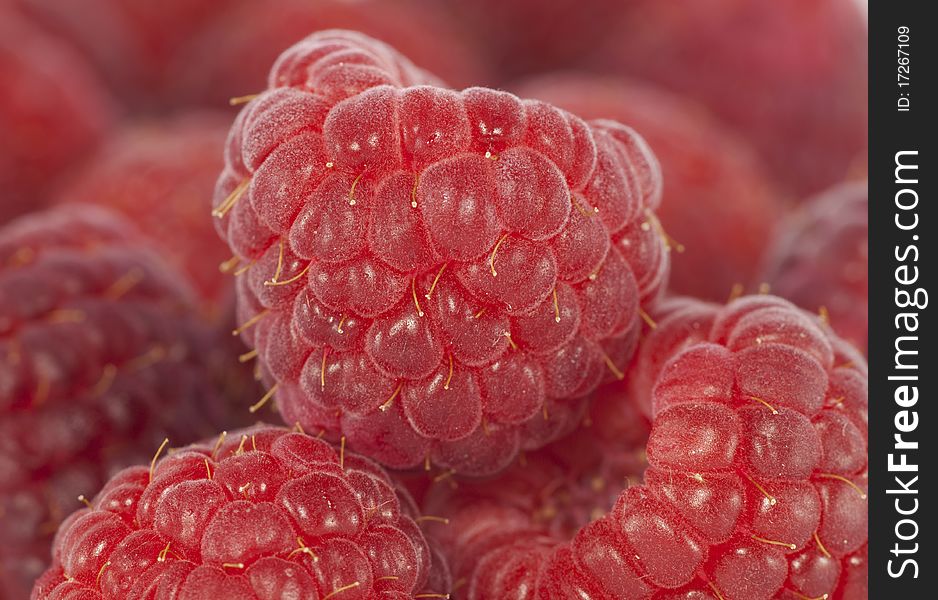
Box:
[215,30,669,476]
[762,181,868,353]
[0,206,242,597]
[17,0,237,110]
[425,295,868,599]
[32,424,449,600]
[594,0,868,198]
[56,113,233,310]
[421,0,627,81]
[517,74,783,301]
[0,8,114,224]
[172,0,487,107]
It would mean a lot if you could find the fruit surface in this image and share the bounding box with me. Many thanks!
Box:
[31,424,448,600]
[517,74,782,301]
[762,181,868,353]
[424,295,869,599]
[57,113,233,309]
[0,206,236,598]
[594,0,868,198]
[215,30,669,475]
[0,8,113,224]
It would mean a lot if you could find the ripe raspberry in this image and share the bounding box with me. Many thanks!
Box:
[0,206,240,597]
[18,0,236,110]
[214,30,668,475]
[762,181,868,353]
[425,295,868,599]
[517,74,783,301]
[56,113,234,309]
[0,8,113,224]
[173,0,486,108]
[593,0,868,197]
[32,424,449,600]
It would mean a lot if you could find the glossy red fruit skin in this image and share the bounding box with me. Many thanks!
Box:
[56,113,234,310]
[424,295,868,599]
[31,425,448,600]
[172,0,486,107]
[762,181,868,353]
[516,74,783,302]
[593,0,867,198]
[0,8,113,224]
[216,30,668,476]
[0,206,241,598]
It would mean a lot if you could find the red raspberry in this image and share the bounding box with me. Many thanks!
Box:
[214,31,668,475]
[762,181,868,353]
[0,8,114,224]
[0,206,240,597]
[517,74,783,301]
[56,113,234,309]
[593,0,868,198]
[425,295,868,599]
[32,424,449,600]
[172,0,486,107]
[18,0,236,110]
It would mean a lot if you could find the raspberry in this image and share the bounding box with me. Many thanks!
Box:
[32,424,449,600]
[172,0,486,108]
[762,181,868,353]
[56,113,234,309]
[424,295,868,599]
[0,8,113,224]
[19,0,236,110]
[215,31,668,475]
[593,0,868,197]
[516,74,783,302]
[0,206,239,597]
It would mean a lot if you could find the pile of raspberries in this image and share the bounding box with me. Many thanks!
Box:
[1,2,867,599]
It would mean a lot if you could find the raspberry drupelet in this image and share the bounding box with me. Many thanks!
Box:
[762,181,868,353]
[31,424,449,600]
[0,206,236,598]
[424,295,868,599]
[214,30,669,475]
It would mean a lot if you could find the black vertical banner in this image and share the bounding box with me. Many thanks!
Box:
[869,1,936,597]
